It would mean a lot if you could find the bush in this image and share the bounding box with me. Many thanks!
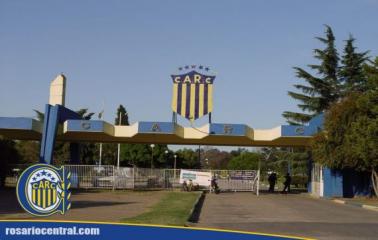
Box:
[291,175,308,188]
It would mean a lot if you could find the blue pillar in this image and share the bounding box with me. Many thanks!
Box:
[39,104,81,165]
[39,104,60,164]
[323,167,343,197]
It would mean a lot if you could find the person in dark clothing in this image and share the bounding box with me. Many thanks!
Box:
[211,176,220,194]
[282,173,292,193]
[182,180,188,191]
[268,172,277,192]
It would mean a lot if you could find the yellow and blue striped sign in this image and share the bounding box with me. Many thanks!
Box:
[31,179,58,209]
[171,70,215,121]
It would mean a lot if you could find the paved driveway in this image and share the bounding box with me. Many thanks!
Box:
[0,188,166,222]
[196,192,378,240]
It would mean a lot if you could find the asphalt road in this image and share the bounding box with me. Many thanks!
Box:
[195,192,378,240]
[0,188,165,221]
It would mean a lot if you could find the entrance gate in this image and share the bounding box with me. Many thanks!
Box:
[0,74,324,197]
[4,164,259,194]
[65,165,260,194]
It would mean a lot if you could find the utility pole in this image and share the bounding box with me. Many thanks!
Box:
[198,145,201,167]
[98,104,104,167]
[117,111,121,169]
[99,143,102,166]
[150,144,155,169]
[174,154,177,178]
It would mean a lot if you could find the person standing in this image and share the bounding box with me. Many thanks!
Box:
[268,172,277,192]
[282,173,292,193]
[188,179,193,192]
[211,176,220,194]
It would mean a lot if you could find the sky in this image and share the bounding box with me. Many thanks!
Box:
[0,0,377,150]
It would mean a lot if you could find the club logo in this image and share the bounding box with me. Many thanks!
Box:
[16,164,71,216]
[171,65,216,122]
[295,127,305,135]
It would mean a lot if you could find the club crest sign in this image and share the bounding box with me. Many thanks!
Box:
[16,164,71,216]
[171,65,216,121]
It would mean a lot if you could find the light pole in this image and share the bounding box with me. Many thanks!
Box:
[117,111,122,169]
[165,150,169,162]
[150,144,155,170]
[98,103,105,167]
[174,154,177,178]
[288,147,294,175]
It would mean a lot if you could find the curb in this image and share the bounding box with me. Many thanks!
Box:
[307,194,378,212]
[362,204,378,211]
[332,199,346,204]
[331,199,378,211]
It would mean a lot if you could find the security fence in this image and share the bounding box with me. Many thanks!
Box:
[4,164,260,194]
[4,164,30,187]
[65,165,116,189]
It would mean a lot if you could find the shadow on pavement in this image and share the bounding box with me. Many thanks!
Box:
[0,188,23,214]
[0,187,136,214]
[71,201,136,209]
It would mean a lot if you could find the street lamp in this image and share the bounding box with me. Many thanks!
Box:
[117,111,122,169]
[150,144,155,169]
[164,149,169,168]
[174,154,177,178]
[205,158,209,169]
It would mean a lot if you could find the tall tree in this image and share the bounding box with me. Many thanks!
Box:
[312,86,378,196]
[339,35,369,93]
[115,105,129,125]
[175,148,201,169]
[202,147,232,169]
[283,25,341,124]
[364,57,378,90]
[227,151,262,170]
[0,138,20,188]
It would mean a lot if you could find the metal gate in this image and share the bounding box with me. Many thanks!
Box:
[211,170,259,192]
[4,164,259,194]
[65,165,115,189]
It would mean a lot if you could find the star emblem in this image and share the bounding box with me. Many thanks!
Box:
[191,65,196,69]
[41,170,47,176]
[36,173,41,177]
[199,65,203,69]
[205,67,210,71]
[32,177,37,181]
[178,67,183,71]
[185,65,189,69]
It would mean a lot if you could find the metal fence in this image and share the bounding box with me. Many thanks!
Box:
[4,164,31,187]
[4,164,260,194]
[65,165,115,189]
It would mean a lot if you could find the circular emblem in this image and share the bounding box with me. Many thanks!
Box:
[16,164,69,216]
[295,127,305,135]
[81,122,91,130]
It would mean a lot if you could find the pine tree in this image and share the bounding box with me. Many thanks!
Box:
[283,25,341,124]
[339,35,369,93]
[115,105,129,126]
[364,57,378,90]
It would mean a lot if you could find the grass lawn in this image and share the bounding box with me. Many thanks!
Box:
[121,191,201,226]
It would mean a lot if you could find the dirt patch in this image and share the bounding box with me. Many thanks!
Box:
[0,188,167,222]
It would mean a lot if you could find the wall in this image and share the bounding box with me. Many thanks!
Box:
[323,168,343,198]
